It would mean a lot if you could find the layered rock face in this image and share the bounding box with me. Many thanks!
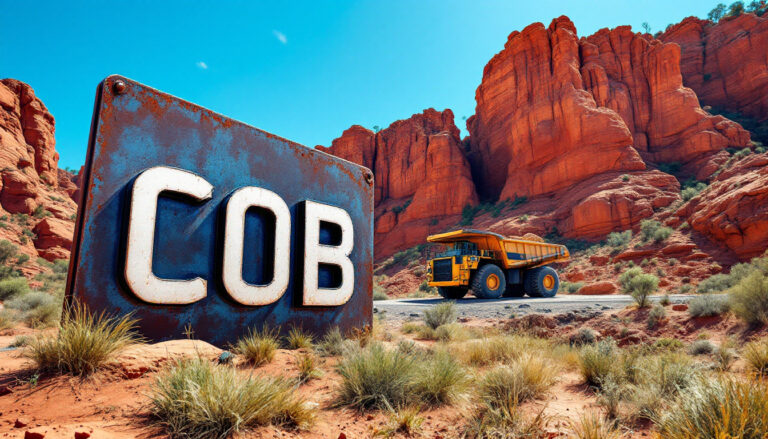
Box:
[317,109,478,257]
[0,79,77,264]
[675,154,768,259]
[661,13,768,122]
[467,16,749,202]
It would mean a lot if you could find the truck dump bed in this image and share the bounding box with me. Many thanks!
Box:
[427,229,569,270]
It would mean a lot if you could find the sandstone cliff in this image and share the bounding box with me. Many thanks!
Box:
[0,79,77,269]
[661,13,768,124]
[317,109,478,258]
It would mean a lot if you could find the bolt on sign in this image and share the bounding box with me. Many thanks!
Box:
[66,76,374,345]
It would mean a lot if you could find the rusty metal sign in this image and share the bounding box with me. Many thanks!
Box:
[66,75,373,345]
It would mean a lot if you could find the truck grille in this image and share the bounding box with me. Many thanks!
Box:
[433,258,453,282]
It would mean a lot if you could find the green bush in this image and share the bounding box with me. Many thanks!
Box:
[317,327,351,357]
[560,281,584,294]
[150,358,315,437]
[688,294,730,317]
[730,270,768,326]
[571,328,597,346]
[640,219,673,243]
[423,301,457,329]
[681,182,707,201]
[0,277,29,300]
[629,274,659,307]
[619,267,643,293]
[606,230,632,249]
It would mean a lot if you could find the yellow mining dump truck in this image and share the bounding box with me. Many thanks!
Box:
[426,229,570,299]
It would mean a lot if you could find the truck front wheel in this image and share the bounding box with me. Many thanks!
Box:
[471,264,506,299]
[438,287,468,300]
[524,266,559,298]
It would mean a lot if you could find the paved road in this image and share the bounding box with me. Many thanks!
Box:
[374,294,693,320]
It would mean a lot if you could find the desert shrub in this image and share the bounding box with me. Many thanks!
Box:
[295,351,321,383]
[21,295,61,328]
[571,328,597,346]
[423,301,457,329]
[653,338,684,352]
[647,304,666,329]
[418,280,436,296]
[385,246,421,269]
[697,273,736,293]
[413,351,468,406]
[629,274,659,307]
[660,294,671,306]
[579,339,618,387]
[0,277,29,300]
[233,326,279,366]
[150,358,314,437]
[715,339,737,371]
[689,339,715,355]
[640,219,673,243]
[743,338,768,374]
[688,293,730,317]
[681,182,707,201]
[569,413,622,439]
[336,343,417,410]
[479,357,556,408]
[730,268,768,325]
[618,267,643,292]
[285,326,314,350]
[605,230,632,249]
[0,309,16,331]
[560,281,584,294]
[373,286,389,301]
[26,303,142,376]
[654,376,768,439]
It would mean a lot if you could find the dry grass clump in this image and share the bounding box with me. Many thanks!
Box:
[376,406,424,437]
[655,376,768,439]
[479,355,557,406]
[317,326,356,357]
[285,326,314,350]
[569,413,622,439]
[578,339,619,387]
[25,303,142,376]
[150,358,315,438]
[335,343,468,411]
[423,301,457,329]
[412,351,468,406]
[0,309,15,331]
[295,352,322,383]
[743,337,768,374]
[451,335,547,367]
[232,326,279,366]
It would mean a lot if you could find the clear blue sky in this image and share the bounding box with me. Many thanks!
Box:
[1,0,719,170]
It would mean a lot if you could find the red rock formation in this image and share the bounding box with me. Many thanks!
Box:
[318,109,478,258]
[0,79,77,264]
[468,16,749,202]
[676,153,768,259]
[661,13,768,122]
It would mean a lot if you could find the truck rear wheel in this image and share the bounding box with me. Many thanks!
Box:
[524,266,559,298]
[437,287,467,300]
[471,264,506,299]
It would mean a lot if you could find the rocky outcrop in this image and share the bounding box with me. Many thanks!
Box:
[467,16,749,203]
[0,79,77,264]
[661,13,768,122]
[318,109,478,258]
[675,153,768,259]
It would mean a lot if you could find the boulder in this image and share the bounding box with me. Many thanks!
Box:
[577,281,617,295]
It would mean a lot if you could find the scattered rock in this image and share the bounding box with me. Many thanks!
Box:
[672,304,689,312]
[15,418,29,428]
[24,431,45,439]
[74,431,91,439]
